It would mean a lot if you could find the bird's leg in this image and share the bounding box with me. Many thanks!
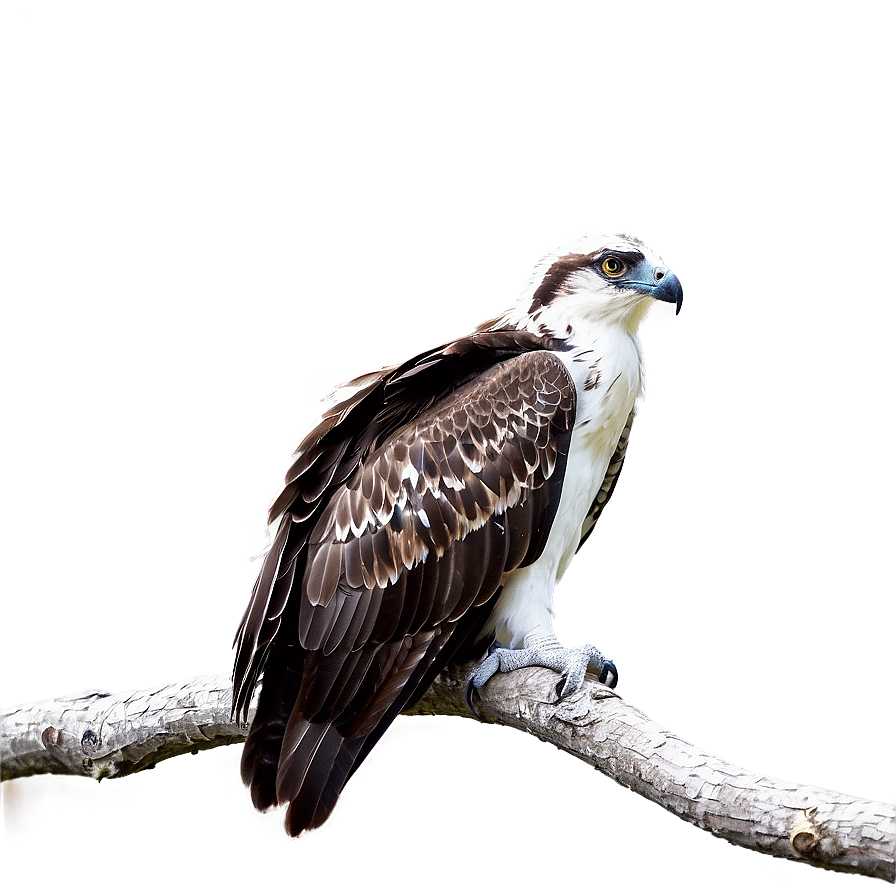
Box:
[466,633,618,707]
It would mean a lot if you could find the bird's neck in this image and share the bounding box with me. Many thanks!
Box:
[493,297,643,358]
[494,281,654,344]
[484,293,647,407]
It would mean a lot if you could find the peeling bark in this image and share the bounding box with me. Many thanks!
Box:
[2,666,893,882]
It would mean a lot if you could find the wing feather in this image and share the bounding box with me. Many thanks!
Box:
[234,341,576,835]
[353,584,384,647]
[319,584,361,655]
[365,560,419,643]
[343,631,438,739]
[266,561,296,622]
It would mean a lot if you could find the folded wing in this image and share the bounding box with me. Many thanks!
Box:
[233,342,576,835]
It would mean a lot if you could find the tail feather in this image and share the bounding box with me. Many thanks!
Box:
[309,738,365,829]
[240,602,495,835]
[240,646,305,812]
[277,720,335,806]
[282,728,366,835]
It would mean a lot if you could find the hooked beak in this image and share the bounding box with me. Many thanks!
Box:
[654,269,683,315]
[626,264,684,315]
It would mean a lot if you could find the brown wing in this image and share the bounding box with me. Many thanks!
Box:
[231,328,567,721]
[234,347,575,836]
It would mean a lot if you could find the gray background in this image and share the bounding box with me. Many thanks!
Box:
[2,2,892,892]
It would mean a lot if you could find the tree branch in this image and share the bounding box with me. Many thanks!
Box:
[2,666,893,882]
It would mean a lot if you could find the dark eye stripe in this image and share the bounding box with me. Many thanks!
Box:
[528,247,646,311]
[594,249,644,268]
[528,252,591,311]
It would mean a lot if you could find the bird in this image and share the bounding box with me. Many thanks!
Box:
[232,234,682,836]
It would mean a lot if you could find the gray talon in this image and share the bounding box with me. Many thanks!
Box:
[468,635,617,701]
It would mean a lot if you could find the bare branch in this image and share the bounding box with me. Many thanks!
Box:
[2,666,893,882]
[2,676,245,781]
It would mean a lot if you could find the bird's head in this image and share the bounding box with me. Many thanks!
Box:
[505,234,682,338]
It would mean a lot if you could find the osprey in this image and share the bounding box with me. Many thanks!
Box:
[232,234,682,836]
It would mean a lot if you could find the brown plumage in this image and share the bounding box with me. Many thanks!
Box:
[229,226,684,836]
[232,331,583,835]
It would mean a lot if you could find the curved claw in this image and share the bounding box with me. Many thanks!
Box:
[465,640,504,718]
[555,658,588,699]
[599,659,618,689]
[551,644,617,699]
[464,676,480,718]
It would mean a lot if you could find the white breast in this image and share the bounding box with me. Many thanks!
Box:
[484,326,643,648]
[550,334,641,573]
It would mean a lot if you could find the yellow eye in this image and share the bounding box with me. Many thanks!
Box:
[601,257,626,277]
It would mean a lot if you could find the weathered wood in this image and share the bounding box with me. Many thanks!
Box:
[2,666,893,882]
[2,676,245,781]
[411,664,896,882]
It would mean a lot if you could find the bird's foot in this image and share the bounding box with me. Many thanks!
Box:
[466,634,618,709]
[465,639,502,716]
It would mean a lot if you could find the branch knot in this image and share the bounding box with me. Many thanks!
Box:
[790,811,821,856]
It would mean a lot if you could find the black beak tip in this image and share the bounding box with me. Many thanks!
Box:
[656,272,683,316]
